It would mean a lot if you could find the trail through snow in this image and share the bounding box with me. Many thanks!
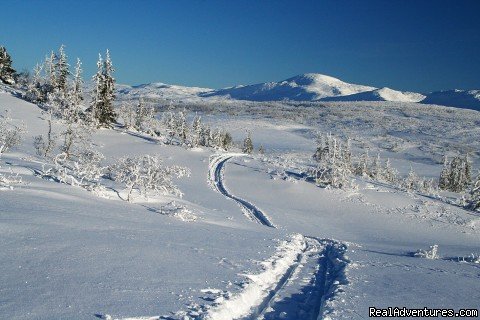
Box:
[206,154,350,320]
[209,154,275,227]
[204,235,349,320]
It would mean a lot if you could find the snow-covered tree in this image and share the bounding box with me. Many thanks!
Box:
[370,153,382,180]
[191,115,202,147]
[382,158,398,183]
[118,102,136,130]
[89,51,116,127]
[242,131,254,154]
[439,155,471,192]
[69,58,84,122]
[403,166,419,192]
[0,46,16,85]
[354,152,370,177]
[313,133,353,189]
[109,154,190,202]
[467,173,480,211]
[55,45,69,93]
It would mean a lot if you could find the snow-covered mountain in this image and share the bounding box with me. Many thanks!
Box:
[422,89,480,111]
[116,82,212,102]
[200,73,376,101]
[115,74,480,110]
[321,87,426,103]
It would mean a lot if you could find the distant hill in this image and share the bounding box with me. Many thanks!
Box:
[321,87,425,103]
[199,73,375,101]
[115,74,480,110]
[422,89,480,111]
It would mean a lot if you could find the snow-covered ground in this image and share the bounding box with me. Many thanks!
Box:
[0,88,479,320]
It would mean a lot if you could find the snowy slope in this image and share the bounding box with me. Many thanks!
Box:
[200,73,376,101]
[422,89,480,111]
[321,87,426,103]
[1,90,479,320]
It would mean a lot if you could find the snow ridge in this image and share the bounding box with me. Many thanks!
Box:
[209,154,275,228]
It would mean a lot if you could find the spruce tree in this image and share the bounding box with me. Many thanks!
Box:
[0,46,16,85]
[55,45,69,93]
[242,131,254,154]
[89,50,116,127]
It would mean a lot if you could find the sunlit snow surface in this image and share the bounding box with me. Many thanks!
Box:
[0,87,479,319]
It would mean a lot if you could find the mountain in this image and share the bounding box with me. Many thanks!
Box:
[114,74,480,110]
[321,87,426,103]
[116,82,212,102]
[422,89,480,111]
[199,73,376,101]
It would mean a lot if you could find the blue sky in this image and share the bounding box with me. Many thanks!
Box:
[2,0,480,92]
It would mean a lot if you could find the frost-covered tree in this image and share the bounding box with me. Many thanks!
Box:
[55,45,69,93]
[109,154,190,202]
[403,166,419,192]
[354,152,370,177]
[0,46,16,85]
[370,153,382,180]
[467,173,480,211]
[242,131,254,154]
[313,133,353,189]
[191,115,202,147]
[89,50,116,127]
[439,155,471,192]
[118,102,136,130]
[69,58,84,121]
[382,158,398,183]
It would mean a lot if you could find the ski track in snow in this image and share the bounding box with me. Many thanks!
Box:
[203,235,349,320]
[209,153,275,228]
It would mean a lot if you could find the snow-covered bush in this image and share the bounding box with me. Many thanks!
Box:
[155,201,196,222]
[109,154,190,202]
[45,147,105,193]
[413,245,439,259]
[0,111,24,155]
[0,111,25,188]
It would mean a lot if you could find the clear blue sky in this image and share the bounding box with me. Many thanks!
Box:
[2,0,480,92]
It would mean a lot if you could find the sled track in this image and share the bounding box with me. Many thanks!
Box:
[209,154,275,228]
[205,235,349,320]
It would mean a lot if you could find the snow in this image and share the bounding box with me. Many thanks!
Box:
[200,73,376,102]
[422,89,480,111]
[1,87,480,320]
[322,87,426,103]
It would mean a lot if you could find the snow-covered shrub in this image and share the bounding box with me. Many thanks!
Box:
[109,154,190,202]
[155,201,196,222]
[0,111,25,188]
[0,111,24,156]
[413,245,439,259]
[313,133,354,189]
[46,147,105,193]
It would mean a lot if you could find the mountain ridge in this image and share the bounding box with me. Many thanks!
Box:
[116,73,480,110]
